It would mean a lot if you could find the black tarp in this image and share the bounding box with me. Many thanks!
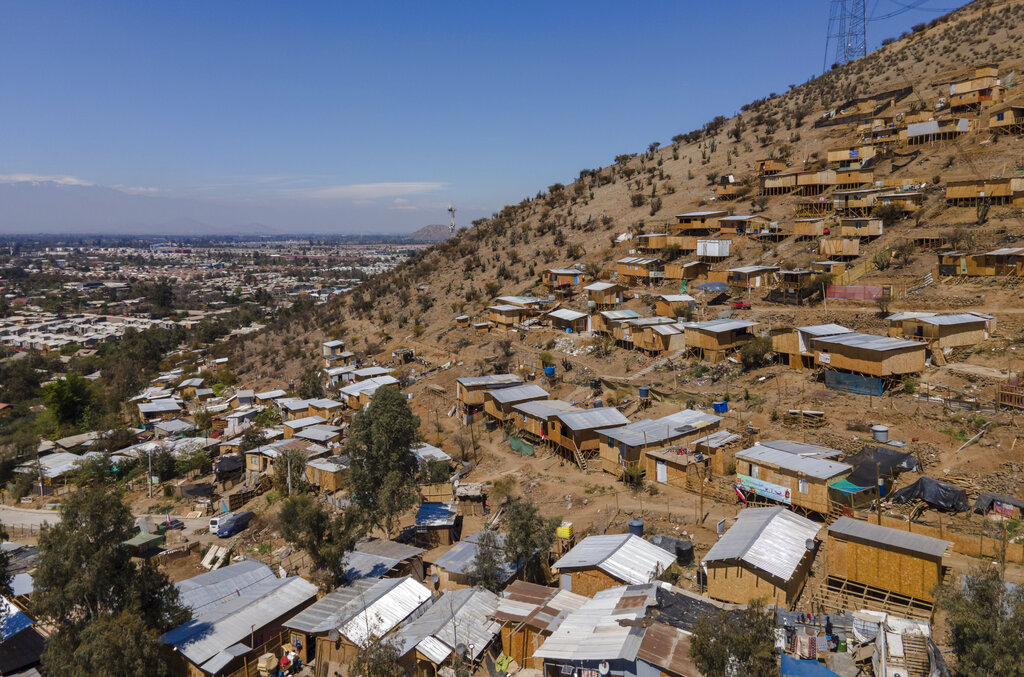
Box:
[845,445,919,487]
[888,477,968,512]
[973,492,1024,514]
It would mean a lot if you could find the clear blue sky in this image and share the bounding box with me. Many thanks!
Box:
[0,1,967,233]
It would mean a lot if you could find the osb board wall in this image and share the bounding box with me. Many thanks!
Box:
[559,567,620,598]
[827,535,940,601]
[705,563,791,608]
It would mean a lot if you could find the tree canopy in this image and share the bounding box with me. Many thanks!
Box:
[345,386,420,538]
[936,567,1024,676]
[689,602,776,677]
[33,489,191,676]
[279,493,364,586]
[502,498,559,581]
[466,529,506,593]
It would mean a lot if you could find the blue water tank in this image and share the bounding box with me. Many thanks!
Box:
[638,386,650,399]
[713,400,728,414]
[592,399,602,408]
[544,366,555,377]
[628,518,644,537]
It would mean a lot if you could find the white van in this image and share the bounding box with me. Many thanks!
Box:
[209,512,234,533]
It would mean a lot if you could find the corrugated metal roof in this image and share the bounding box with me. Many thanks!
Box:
[512,399,580,420]
[284,415,327,429]
[702,507,821,581]
[659,294,695,302]
[339,375,399,397]
[493,580,588,632]
[433,531,518,581]
[455,374,523,388]
[636,622,699,676]
[495,295,542,305]
[676,210,726,217]
[811,331,923,352]
[917,313,991,326]
[547,308,587,321]
[412,443,452,463]
[547,268,582,275]
[758,439,843,459]
[283,578,378,633]
[618,256,661,265]
[486,384,549,405]
[533,584,661,662]
[602,410,722,448]
[552,534,675,584]
[553,407,630,432]
[797,323,853,336]
[391,587,500,663]
[829,516,950,558]
[584,282,619,291]
[341,551,402,579]
[416,502,457,527]
[600,309,641,320]
[164,564,318,669]
[488,304,525,312]
[688,319,759,333]
[729,265,780,274]
[694,429,742,448]
[736,444,850,479]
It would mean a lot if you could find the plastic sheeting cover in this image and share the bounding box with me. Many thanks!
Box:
[888,477,968,512]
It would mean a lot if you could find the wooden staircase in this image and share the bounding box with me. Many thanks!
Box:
[901,635,932,677]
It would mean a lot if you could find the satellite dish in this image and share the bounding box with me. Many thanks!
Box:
[328,629,339,642]
[455,642,467,657]
[598,661,611,675]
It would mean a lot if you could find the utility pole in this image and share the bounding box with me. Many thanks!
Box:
[148,449,153,498]
[287,453,293,497]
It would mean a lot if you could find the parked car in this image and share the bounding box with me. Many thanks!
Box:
[160,518,185,531]
[217,510,254,538]
[731,299,751,310]
[209,512,235,534]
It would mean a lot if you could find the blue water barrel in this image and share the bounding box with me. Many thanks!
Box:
[638,386,650,399]
[628,518,644,537]
[544,366,555,377]
[590,379,600,390]
[592,399,602,408]
[713,400,728,414]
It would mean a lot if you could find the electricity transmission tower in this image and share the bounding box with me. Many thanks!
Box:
[824,0,867,71]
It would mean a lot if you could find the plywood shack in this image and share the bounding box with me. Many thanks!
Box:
[702,507,821,609]
[840,217,884,238]
[656,294,696,318]
[617,256,664,284]
[819,237,860,259]
[511,399,579,442]
[483,384,549,423]
[455,374,523,420]
[989,104,1024,134]
[549,407,630,469]
[552,534,675,596]
[584,281,625,309]
[635,233,668,253]
[887,312,994,348]
[598,409,722,477]
[674,210,728,233]
[945,177,1024,206]
[827,517,949,604]
[494,581,589,671]
[487,304,529,328]
[684,319,759,362]
[811,332,926,377]
[734,440,852,516]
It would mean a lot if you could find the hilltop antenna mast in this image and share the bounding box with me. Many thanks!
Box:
[448,204,456,235]
[824,0,867,72]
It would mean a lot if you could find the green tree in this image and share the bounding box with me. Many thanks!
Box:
[466,529,506,593]
[345,386,420,538]
[238,426,267,452]
[279,494,363,586]
[871,203,903,228]
[350,636,403,677]
[0,522,12,598]
[34,489,190,676]
[419,459,451,485]
[41,372,94,426]
[739,336,773,370]
[273,448,311,496]
[193,408,213,435]
[935,568,1024,676]
[296,365,325,400]
[502,499,559,581]
[689,602,776,677]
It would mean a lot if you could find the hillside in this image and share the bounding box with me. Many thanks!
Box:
[232,0,1024,382]
[405,223,454,243]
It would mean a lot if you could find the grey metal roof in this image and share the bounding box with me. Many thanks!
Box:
[390,587,500,663]
[584,282,620,291]
[917,313,992,326]
[552,534,675,585]
[342,551,403,579]
[811,331,924,352]
[486,384,549,405]
[828,516,950,558]
[493,580,588,632]
[736,444,850,479]
[433,531,519,581]
[702,507,822,581]
[533,583,662,662]
[416,502,457,527]
[354,538,424,560]
[600,309,641,320]
[728,265,780,274]
[687,319,759,333]
[547,308,588,321]
[456,374,523,388]
[138,399,181,414]
[758,439,843,459]
[618,256,661,265]
[488,304,525,312]
[693,429,743,448]
[283,576,431,644]
[676,210,727,217]
[602,410,722,448]
[164,562,318,669]
[797,323,853,337]
[553,407,630,432]
[512,399,579,420]
[283,415,327,429]
[412,443,452,463]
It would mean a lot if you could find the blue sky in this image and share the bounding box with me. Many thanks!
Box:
[0,1,966,233]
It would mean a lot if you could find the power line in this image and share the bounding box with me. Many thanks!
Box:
[824,0,867,71]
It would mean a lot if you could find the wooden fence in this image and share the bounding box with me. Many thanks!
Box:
[873,514,1024,562]
[224,631,289,677]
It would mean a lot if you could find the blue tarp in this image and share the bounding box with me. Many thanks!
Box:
[824,370,884,396]
[781,655,843,677]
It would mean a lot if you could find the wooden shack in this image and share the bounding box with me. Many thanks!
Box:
[305,455,348,493]
[833,187,882,216]
[487,304,529,328]
[839,217,884,238]
[634,322,687,355]
[430,530,516,591]
[811,259,846,276]
[511,399,579,442]
[734,440,851,516]
[494,581,588,671]
[887,312,994,348]
[483,384,549,423]
[811,332,926,377]
[761,172,798,196]
[948,64,1003,113]
[792,218,829,238]
[598,409,722,477]
[756,158,787,175]
[584,281,625,309]
[826,517,950,613]
[726,265,778,289]
[616,256,664,284]
[717,215,770,235]
[945,177,1024,207]
[674,210,727,232]
[989,104,1024,134]
[684,319,758,362]
[819,237,860,259]
[702,507,821,609]
[455,374,523,421]
[552,534,675,596]
[645,447,709,491]
[828,144,876,169]
[549,407,630,469]
[635,233,668,253]
[795,168,836,196]
[456,314,470,328]
[663,260,709,281]
[542,268,584,290]
[590,309,640,335]
[307,398,345,420]
[546,308,588,334]
[693,429,744,476]
[656,294,696,318]
[414,502,460,548]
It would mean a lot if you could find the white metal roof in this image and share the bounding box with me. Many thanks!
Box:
[486,384,549,404]
[659,294,695,302]
[600,309,641,320]
[602,409,721,448]
[390,587,500,663]
[702,507,822,581]
[811,331,924,352]
[687,319,759,333]
[676,210,727,217]
[584,282,620,291]
[547,308,588,321]
[553,407,630,432]
[533,583,662,662]
[552,534,675,584]
[797,323,853,337]
[456,374,523,388]
[618,256,661,265]
[736,444,851,479]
